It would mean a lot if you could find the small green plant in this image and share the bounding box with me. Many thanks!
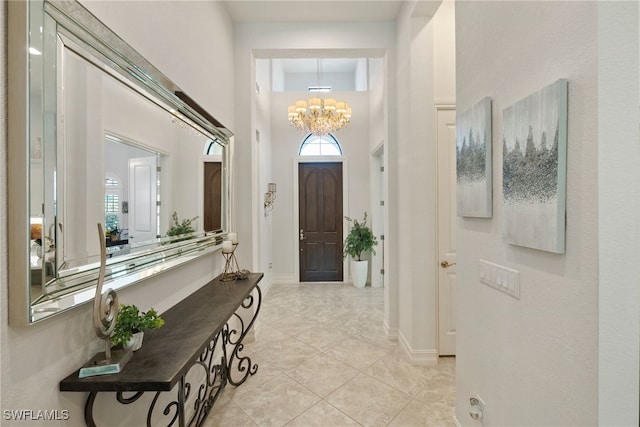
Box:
[165,212,198,243]
[110,304,164,347]
[343,212,378,261]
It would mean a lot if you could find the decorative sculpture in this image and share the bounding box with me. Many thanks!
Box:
[79,224,132,378]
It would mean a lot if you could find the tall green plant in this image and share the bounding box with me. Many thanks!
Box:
[343,212,378,261]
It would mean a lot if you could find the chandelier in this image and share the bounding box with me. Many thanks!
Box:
[287,98,352,135]
[286,59,352,135]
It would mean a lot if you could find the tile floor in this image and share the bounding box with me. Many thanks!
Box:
[205,281,456,427]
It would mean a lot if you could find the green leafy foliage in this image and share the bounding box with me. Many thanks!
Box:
[343,212,378,261]
[165,212,198,243]
[110,304,164,347]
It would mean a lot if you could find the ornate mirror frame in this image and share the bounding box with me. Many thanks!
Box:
[8,0,234,325]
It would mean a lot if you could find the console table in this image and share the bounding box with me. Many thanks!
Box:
[60,273,263,427]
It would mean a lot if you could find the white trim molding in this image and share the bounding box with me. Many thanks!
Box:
[398,330,439,365]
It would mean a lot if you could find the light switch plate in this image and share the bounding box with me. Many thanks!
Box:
[479,259,520,299]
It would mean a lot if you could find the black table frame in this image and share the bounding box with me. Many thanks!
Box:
[60,273,263,427]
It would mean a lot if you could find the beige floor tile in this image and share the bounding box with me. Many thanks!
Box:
[286,400,362,426]
[294,326,354,352]
[231,374,320,426]
[204,395,257,427]
[285,352,359,397]
[203,281,455,426]
[323,338,391,371]
[365,352,437,397]
[256,337,321,371]
[326,373,412,427]
[387,398,456,427]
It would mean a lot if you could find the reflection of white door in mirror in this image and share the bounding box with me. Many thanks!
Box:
[8,0,233,325]
[128,157,158,246]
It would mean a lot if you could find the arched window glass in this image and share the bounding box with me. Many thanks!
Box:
[204,139,223,156]
[298,134,343,156]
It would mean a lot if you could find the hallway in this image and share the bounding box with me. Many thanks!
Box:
[207,282,456,426]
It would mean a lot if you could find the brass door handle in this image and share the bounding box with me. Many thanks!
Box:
[440,260,456,268]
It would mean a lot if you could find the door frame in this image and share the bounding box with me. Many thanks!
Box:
[293,156,349,282]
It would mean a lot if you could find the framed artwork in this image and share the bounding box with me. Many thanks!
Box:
[456,97,492,217]
[502,79,568,253]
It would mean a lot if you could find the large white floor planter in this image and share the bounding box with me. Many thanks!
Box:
[351,260,368,288]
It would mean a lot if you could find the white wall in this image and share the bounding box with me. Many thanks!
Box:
[455,2,611,425]
[597,2,640,425]
[270,91,370,281]
[393,0,454,362]
[1,2,235,425]
[255,59,274,287]
[233,21,395,281]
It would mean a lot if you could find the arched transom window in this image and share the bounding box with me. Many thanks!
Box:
[298,134,343,156]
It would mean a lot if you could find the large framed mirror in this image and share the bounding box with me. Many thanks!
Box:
[8,0,233,325]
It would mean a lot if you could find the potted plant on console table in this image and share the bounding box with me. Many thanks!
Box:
[111,304,164,352]
[343,212,378,288]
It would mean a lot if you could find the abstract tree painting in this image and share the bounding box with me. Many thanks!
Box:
[456,97,492,218]
[502,79,568,253]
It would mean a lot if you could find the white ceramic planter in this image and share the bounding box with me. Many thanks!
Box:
[351,260,368,288]
[125,331,144,352]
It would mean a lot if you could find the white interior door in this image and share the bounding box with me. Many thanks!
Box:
[128,156,157,246]
[437,107,457,356]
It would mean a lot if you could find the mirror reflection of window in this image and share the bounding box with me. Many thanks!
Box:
[104,174,122,232]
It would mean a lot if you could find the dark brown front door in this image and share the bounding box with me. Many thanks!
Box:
[299,162,343,282]
[204,162,222,232]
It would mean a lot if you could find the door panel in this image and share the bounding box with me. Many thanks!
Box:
[128,156,157,246]
[437,108,457,356]
[299,163,343,282]
[204,162,222,232]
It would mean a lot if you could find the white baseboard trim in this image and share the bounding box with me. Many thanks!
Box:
[398,330,439,365]
[383,321,399,341]
[272,275,297,284]
[258,276,273,296]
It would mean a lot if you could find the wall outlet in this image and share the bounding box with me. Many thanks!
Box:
[479,259,520,299]
[470,395,487,424]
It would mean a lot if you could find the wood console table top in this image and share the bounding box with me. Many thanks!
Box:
[59,273,263,393]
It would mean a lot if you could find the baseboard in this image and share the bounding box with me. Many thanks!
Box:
[398,330,439,365]
[383,321,399,341]
[258,276,273,296]
[272,275,297,284]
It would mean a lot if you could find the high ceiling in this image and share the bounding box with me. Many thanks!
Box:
[221,1,406,23]
[222,1,442,76]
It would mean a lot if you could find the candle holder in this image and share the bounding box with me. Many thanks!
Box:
[221,243,240,282]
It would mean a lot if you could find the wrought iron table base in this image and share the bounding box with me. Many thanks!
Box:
[83,286,261,427]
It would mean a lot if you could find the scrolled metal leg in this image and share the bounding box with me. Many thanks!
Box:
[225,286,262,386]
[84,392,98,427]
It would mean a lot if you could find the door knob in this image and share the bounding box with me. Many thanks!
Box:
[440,260,456,268]
[299,229,306,241]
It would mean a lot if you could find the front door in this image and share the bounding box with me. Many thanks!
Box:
[299,162,343,282]
[203,161,222,232]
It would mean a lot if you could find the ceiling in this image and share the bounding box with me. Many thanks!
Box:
[222,1,442,76]
[221,1,406,23]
